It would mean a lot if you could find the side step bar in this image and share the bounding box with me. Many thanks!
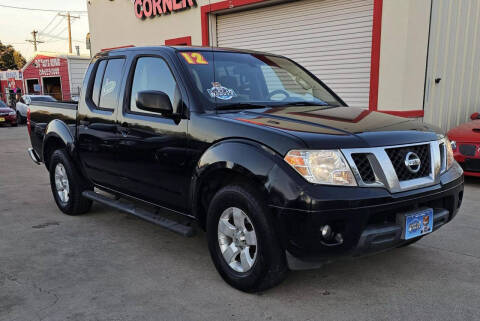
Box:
[28,148,42,165]
[82,190,195,237]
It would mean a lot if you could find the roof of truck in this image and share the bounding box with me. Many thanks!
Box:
[101,45,278,57]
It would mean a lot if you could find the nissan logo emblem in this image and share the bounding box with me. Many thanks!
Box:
[404,152,421,174]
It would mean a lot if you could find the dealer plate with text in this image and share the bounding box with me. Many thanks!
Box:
[0,117,5,122]
[404,208,433,240]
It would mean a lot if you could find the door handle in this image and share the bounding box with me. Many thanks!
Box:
[88,123,117,132]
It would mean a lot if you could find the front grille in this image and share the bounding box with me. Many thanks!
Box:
[459,144,476,157]
[385,144,431,181]
[352,153,376,183]
[463,159,480,172]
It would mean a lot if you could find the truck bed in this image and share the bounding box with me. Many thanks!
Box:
[28,101,77,161]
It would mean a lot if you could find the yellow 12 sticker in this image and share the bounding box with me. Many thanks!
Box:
[180,52,209,65]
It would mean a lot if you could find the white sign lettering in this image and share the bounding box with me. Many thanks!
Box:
[39,68,60,76]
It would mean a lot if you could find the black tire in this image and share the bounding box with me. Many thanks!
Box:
[207,184,288,292]
[49,149,93,215]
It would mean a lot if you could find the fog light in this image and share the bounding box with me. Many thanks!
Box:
[335,233,344,244]
[321,225,333,240]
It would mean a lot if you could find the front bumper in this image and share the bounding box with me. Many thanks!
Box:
[270,163,464,270]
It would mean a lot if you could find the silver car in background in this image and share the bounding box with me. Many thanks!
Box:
[16,95,57,124]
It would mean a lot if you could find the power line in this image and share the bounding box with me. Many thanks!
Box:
[0,3,87,13]
[41,17,79,41]
[39,14,60,35]
[38,16,67,40]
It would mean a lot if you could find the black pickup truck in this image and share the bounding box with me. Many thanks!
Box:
[27,46,464,292]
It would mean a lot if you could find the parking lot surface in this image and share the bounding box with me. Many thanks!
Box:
[1,126,479,321]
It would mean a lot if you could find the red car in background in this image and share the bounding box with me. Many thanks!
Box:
[0,100,17,127]
[448,112,480,177]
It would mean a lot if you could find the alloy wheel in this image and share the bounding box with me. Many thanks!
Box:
[217,207,257,273]
[54,163,70,203]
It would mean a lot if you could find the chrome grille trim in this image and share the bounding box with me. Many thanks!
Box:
[342,140,444,193]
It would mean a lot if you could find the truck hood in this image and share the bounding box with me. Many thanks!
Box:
[220,106,442,148]
[447,119,480,142]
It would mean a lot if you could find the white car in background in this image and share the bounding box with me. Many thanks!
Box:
[16,95,57,124]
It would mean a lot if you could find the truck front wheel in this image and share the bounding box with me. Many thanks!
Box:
[49,149,92,215]
[206,184,288,292]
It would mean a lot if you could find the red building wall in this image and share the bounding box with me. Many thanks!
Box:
[22,55,71,101]
[0,71,24,105]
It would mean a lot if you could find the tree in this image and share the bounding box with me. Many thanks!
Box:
[0,41,26,71]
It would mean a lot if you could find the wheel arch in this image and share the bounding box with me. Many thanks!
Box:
[190,139,284,229]
[42,119,75,169]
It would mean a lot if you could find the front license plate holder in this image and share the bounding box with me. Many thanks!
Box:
[397,208,434,240]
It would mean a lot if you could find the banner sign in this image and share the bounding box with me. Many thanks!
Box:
[8,78,16,89]
[0,70,23,81]
[34,58,61,77]
[134,0,197,19]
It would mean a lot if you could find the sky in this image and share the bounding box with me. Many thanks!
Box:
[0,0,90,60]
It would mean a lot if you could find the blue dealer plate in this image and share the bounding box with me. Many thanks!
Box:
[404,208,433,240]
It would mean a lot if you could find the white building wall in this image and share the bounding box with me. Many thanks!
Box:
[68,57,90,98]
[87,0,219,54]
[377,0,431,112]
[424,0,480,130]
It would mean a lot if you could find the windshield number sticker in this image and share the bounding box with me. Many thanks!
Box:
[181,52,208,65]
[207,82,237,100]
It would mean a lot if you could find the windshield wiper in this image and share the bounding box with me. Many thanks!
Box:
[216,103,270,111]
[272,101,337,107]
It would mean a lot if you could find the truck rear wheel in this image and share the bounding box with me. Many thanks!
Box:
[206,184,288,292]
[49,149,92,215]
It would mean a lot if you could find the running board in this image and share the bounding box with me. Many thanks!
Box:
[82,190,195,237]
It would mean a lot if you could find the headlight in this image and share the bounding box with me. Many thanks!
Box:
[9,111,15,116]
[284,150,357,186]
[443,138,455,170]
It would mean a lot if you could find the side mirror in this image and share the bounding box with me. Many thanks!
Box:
[136,90,173,115]
[470,112,479,120]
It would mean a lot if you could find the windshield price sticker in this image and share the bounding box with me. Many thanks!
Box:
[181,52,209,65]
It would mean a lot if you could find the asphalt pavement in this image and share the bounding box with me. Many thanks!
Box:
[1,126,479,321]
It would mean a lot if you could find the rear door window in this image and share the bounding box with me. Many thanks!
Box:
[91,60,107,106]
[91,58,125,110]
[99,59,125,109]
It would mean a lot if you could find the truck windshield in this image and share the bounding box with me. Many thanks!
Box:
[178,51,342,110]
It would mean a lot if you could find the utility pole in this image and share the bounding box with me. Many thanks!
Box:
[26,30,44,52]
[58,12,80,54]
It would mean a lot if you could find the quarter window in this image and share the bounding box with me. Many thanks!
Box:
[91,60,107,107]
[130,57,178,114]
